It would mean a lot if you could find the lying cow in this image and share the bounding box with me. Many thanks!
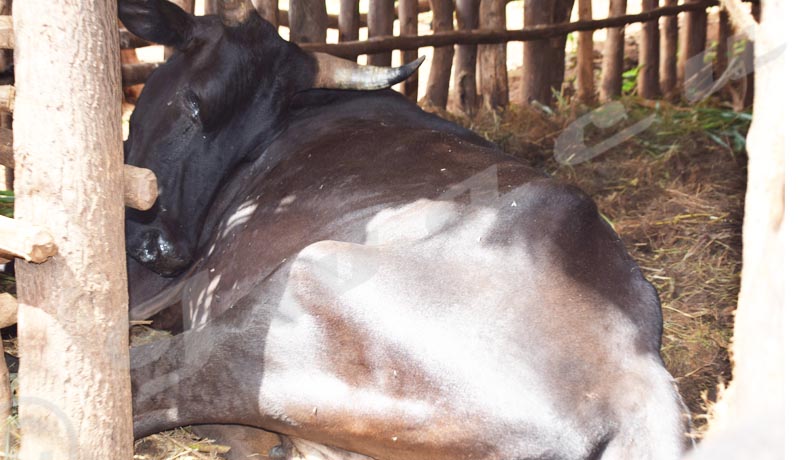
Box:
[121,0,691,458]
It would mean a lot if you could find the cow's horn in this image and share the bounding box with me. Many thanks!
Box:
[312,53,425,90]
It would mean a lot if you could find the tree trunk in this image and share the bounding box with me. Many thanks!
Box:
[339,0,360,44]
[290,0,327,43]
[575,0,594,103]
[426,0,455,109]
[12,0,134,459]
[523,0,574,106]
[254,0,280,27]
[600,0,627,101]
[454,0,480,115]
[715,9,730,80]
[478,0,508,109]
[399,0,419,99]
[686,1,784,457]
[637,0,659,98]
[368,0,394,66]
[677,0,707,86]
[659,0,678,98]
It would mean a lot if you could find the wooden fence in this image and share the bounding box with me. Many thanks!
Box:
[117,0,755,114]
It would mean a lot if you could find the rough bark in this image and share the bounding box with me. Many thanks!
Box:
[659,0,678,98]
[478,0,508,109]
[677,0,708,85]
[600,0,627,101]
[522,0,574,106]
[399,0,419,99]
[453,0,480,115]
[339,0,360,44]
[637,0,659,98]
[290,0,327,43]
[254,0,280,27]
[686,1,784,457]
[12,0,134,459]
[426,0,456,109]
[575,0,594,103]
[368,0,394,66]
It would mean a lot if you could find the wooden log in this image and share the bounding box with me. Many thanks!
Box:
[715,8,730,79]
[453,0,480,115]
[522,0,555,105]
[399,0,419,100]
[304,1,718,57]
[638,0,660,98]
[123,165,159,211]
[339,0,360,44]
[678,0,708,85]
[368,0,394,66]
[205,0,219,15]
[426,0,456,109]
[0,127,11,168]
[289,0,327,43]
[0,216,58,263]
[575,0,594,103]
[0,84,12,111]
[600,0,627,101]
[659,0,678,98]
[0,15,11,49]
[478,0,508,110]
[254,0,280,27]
[0,292,17,328]
[13,0,134,456]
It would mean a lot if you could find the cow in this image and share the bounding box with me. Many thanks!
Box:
[121,0,692,458]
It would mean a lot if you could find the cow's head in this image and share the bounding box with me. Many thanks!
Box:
[120,0,422,276]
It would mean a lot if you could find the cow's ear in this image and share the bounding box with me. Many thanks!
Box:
[119,0,195,48]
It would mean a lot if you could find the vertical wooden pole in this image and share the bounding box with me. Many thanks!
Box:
[715,9,730,79]
[368,0,394,66]
[205,0,219,15]
[426,0,455,109]
[478,0,508,110]
[339,0,360,44]
[12,0,134,458]
[659,0,679,98]
[454,0,479,115]
[600,0,627,101]
[638,0,659,98]
[575,0,594,103]
[254,0,280,27]
[522,0,554,105]
[290,0,327,43]
[399,0,419,100]
[677,0,708,85]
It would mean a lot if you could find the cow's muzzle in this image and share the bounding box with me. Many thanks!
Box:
[127,227,192,277]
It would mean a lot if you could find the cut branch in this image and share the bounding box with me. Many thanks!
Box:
[0,292,16,328]
[0,215,58,263]
[0,85,13,111]
[0,15,11,49]
[124,165,159,211]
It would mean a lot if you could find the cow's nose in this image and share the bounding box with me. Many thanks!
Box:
[130,228,191,277]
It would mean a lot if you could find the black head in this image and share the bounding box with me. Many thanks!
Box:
[120,0,423,276]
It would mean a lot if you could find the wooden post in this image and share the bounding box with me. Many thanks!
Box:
[426,0,455,109]
[12,0,134,459]
[339,0,360,45]
[637,0,659,98]
[659,0,678,98]
[399,0,419,100]
[368,0,394,66]
[686,1,784,458]
[600,0,627,101]
[290,0,327,43]
[254,0,280,27]
[454,0,480,115]
[205,0,219,15]
[575,0,594,103]
[522,0,555,105]
[677,0,708,86]
[715,9,730,80]
[478,0,508,109]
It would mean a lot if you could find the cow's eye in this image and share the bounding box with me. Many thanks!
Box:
[184,90,202,124]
